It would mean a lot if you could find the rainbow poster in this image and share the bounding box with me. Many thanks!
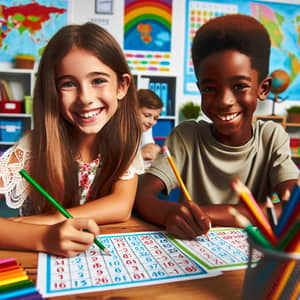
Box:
[124,0,172,73]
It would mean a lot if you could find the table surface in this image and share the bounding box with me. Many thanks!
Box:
[0,217,246,300]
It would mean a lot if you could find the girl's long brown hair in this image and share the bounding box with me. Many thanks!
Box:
[29,23,141,214]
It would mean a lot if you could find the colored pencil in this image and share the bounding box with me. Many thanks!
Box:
[281,189,290,210]
[0,279,33,292]
[268,243,300,300]
[266,196,278,229]
[277,221,300,251]
[231,178,277,245]
[162,146,192,202]
[228,207,274,250]
[162,146,211,238]
[19,169,110,256]
[275,177,300,237]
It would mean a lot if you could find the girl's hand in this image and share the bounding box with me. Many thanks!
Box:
[41,218,100,257]
[164,201,211,240]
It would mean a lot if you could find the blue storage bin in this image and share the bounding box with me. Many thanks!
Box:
[0,119,23,142]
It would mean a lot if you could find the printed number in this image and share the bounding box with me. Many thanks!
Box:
[185,265,198,273]
[54,282,67,289]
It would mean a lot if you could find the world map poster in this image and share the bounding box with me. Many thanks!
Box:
[184,0,300,101]
[0,0,68,63]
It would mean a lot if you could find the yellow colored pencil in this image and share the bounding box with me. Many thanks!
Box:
[162,146,211,238]
[231,178,277,245]
[162,146,192,202]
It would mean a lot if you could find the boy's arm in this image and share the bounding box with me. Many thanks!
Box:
[135,174,210,240]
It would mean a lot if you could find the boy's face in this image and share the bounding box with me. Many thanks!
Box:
[139,107,162,132]
[196,50,271,146]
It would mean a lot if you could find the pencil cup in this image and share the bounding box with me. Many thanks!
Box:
[242,238,300,300]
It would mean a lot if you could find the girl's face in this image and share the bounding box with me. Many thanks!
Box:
[139,107,162,132]
[197,50,270,146]
[56,47,130,137]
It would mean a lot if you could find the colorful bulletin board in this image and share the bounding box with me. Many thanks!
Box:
[184,0,300,101]
[124,0,172,73]
[0,0,68,63]
[37,228,260,298]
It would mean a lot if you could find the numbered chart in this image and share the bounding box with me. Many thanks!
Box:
[173,228,262,270]
[38,232,220,298]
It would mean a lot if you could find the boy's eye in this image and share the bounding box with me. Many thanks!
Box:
[233,83,249,91]
[200,86,216,93]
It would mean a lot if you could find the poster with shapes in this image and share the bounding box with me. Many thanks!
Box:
[124,0,172,73]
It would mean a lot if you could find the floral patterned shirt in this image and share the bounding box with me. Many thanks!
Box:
[78,155,101,204]
[0,133,145,214]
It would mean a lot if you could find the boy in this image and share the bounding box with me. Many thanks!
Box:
[138,89,163,168]
[135,14,299,240]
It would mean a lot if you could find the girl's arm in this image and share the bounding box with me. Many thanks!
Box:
[69,175,138,224]
[12,175,138,225]
[0,217,99,257]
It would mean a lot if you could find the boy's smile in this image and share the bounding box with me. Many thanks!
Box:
[197,50,266,146]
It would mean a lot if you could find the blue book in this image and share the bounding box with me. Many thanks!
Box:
[160,83,168,116]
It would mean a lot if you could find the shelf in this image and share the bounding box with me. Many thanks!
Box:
[0,113,31,118]
[286,122,300,127]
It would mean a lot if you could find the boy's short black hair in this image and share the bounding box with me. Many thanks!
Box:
[191,14,271,82]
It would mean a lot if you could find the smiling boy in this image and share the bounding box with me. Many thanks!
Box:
[135,14,299,240]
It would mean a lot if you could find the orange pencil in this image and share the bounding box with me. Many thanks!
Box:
[0,269,26,280]
[231,178,277,245]
[0,274,28,286]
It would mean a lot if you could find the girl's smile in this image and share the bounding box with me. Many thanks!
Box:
[56,47,129,138]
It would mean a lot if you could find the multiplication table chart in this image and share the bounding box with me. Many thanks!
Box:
[37,232,220,298]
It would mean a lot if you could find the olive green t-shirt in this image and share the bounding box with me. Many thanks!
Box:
[147,120,299,204]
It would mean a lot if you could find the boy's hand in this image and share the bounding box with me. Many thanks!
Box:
[41,218,100,257]
[164,201,211,240]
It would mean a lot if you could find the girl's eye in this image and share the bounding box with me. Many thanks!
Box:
[91,77,106,86]
[57,80,77,90]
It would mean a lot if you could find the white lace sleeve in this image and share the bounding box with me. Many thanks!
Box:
[0,135,31,209]
[120,150,145,180]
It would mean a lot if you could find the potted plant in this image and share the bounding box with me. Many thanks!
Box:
[286,106,300,123]
[180,101,201,121]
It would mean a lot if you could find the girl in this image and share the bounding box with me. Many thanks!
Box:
[137,89,163,168]
[0,22,144,256]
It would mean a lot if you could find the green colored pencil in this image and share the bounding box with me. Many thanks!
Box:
[19,169,110,255]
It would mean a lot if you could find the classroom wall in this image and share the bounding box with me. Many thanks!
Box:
[0,0,299,118]
[68,0,300,119]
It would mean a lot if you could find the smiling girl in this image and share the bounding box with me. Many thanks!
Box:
[0,23,144,256]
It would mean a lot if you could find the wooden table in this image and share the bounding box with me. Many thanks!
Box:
[0,217,246,300]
